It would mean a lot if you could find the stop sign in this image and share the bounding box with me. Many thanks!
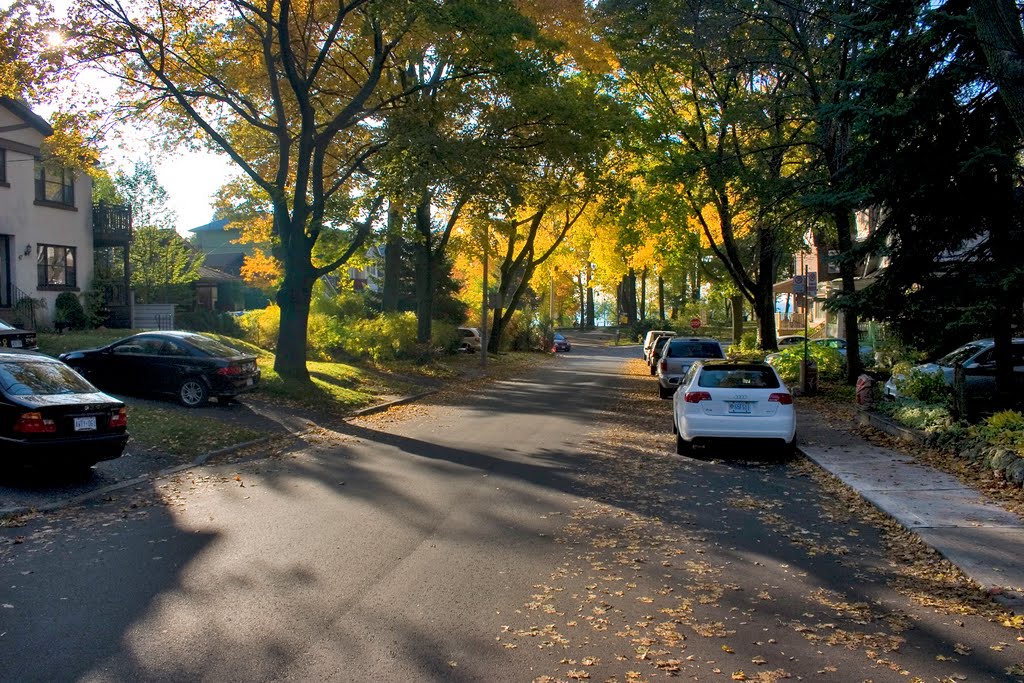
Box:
[690,317,702,329]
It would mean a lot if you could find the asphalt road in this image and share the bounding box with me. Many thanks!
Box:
[1,341,1022,682]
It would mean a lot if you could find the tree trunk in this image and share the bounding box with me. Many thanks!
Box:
[658,275,665,321]
[753,282,776,352]
[274,266,314,382]
[381,201,402,313]
[586,285,595,327]
[639,266,647,321]
[413,192,434,344]
[577,273,586,328]
[833,208,861,382]
[622,270,638,324]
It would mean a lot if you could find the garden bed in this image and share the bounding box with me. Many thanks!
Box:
[863,399,1024,488]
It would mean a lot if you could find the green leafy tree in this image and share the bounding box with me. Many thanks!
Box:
[115,160,178,232]
[130,226,204,303]
[844,0,1024,407]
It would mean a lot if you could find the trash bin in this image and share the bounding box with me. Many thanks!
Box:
[855,374,875,407]
[799,359,818,396]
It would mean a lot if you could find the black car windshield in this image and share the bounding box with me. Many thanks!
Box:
[698,366,781,389]
[0,320,14,330]
[0,361,96,395]
[667,341,723,358]
[937,343,987,367]
[181,335,245,358]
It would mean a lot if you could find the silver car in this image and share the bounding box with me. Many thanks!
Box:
[656,337,726,399]
[883,338,1024,400]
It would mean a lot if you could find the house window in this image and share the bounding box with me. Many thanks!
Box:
[37,244,77,289]
[34,158,75,206]
[0,148,7,185]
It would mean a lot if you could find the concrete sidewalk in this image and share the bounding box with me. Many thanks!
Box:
[798,405,1024,609]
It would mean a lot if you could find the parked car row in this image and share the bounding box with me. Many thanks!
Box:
[2,329,261,473]
[641,330,797,456]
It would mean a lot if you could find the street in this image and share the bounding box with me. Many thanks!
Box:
[1,342,1022,682]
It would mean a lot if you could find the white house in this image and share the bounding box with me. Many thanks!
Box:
[0,96,119,328]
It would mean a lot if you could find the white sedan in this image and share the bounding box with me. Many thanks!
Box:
[672,360,797,455]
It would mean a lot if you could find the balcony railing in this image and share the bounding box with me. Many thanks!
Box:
[93,202,133,247]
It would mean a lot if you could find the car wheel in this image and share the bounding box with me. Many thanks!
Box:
[675,431,691,455]
[782,433,798,459]
[658,384,672,399]
[649,364,656,376]
[178,378,209,407]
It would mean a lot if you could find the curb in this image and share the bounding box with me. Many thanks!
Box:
[854,407,929,444]
[346,390,437,419]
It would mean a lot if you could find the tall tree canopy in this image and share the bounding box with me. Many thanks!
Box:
[68,0,542,379]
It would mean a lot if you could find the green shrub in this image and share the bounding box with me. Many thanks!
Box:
[306,311,344,360]
[971,410,1024,453]
[502,309,540,351]
[875,399,953,432]
[336,312,418,362]
[768,344,844,382]
[311,289,367,320]
[54,292,90,330]
[238,306,280,351]
[432,322,461,354]
[177,310,243,336]
[737,332,759,352]
[894,366,950,404]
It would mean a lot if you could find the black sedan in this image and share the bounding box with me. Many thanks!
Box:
[60,331,261,408]
[0,318,37,350]
[0,350,128,470]
[552,332,572,352]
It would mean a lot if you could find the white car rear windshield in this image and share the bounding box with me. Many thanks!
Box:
[698,366,780,389]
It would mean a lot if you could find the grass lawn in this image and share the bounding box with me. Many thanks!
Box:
[25,328,553,465]
[126,402,267,458]
[35,328,139,356]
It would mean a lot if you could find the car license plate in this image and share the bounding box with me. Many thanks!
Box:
[74,416,97,431]
[727,401,752,414]
[10,339,22,348]
[245,378,253,387]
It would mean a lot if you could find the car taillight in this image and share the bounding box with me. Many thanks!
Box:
[217,364,243,376]
[769,393,793,405]
[659,359,668,372]
[109,407,128,429]
[13,412,56,433]
[684,391,712,403]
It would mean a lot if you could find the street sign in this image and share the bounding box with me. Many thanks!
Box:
[690,317,702,329]
[793,274,805,295]
[807,271,818,296]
